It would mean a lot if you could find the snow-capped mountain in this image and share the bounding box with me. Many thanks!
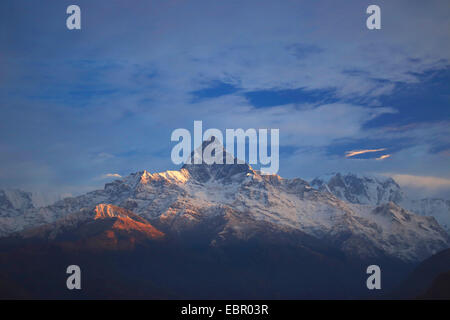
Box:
[1,143,448,263]
[310,172,404,206]
[310,172,450,233]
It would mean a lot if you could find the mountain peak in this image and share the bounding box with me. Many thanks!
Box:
[181,136,255,183]
[183,136,237,165]
[310,172,404,206]
[139,170,152,184]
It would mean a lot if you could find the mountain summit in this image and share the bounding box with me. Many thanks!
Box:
[310,172,404,205]
[311,172,450,233]
[181,136,255,182]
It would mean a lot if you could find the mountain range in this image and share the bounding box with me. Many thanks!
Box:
[0,143,449,299]
[310,172,450,233]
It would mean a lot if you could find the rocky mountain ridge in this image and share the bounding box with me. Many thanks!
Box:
[1,156,448,262]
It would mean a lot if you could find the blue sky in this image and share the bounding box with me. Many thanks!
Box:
[0,0,449,202]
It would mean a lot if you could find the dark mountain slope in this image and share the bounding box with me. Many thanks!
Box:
[392,248,450,299]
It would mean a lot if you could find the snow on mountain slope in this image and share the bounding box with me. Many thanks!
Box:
[0,189,35,236]
[310,172,450,233]
[402,199,450,234]
[0,144,449,262]
[0,189,34,213]
[310,172,404,206]
[349,202,448,261]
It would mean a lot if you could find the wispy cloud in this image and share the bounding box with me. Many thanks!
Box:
[345,148,386,158]
[101,173,122,179]
[376,154,391,160]
[386,174,450,190]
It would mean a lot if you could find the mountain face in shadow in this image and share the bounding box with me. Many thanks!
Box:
[0,214,413,299]
[392,248,450,299]
[419,270,450,299]
[0,202,414,299]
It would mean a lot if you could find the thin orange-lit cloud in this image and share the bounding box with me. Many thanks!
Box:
[376,154,391,160]
[345,148,386,158]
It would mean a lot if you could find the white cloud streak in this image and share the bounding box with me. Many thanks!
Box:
[345,148,387,158]
[101,173,122,179]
